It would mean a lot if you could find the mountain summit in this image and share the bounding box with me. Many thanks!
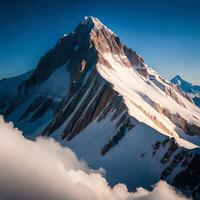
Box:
[1,16,200,199]
[81,16,115,34]
[171,75,200,107]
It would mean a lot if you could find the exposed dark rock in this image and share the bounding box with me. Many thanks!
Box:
[172,153,200,199]
[101,117,136,155]
[160,138,178,164]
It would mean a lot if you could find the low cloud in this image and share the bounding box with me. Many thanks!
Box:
[0,116,189,200]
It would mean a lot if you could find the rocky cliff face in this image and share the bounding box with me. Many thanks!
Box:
[153,137,200,199]
[1,16,200,199]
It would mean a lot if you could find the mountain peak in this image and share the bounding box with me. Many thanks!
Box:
[174,75,182,80]
[80,16,115,35]
[171,75,184,85]
[2,15,200,199]
[171,75,200,107]
[81,16,100,25]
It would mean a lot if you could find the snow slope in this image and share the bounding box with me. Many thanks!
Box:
[38,64,70,100]
[97,53,200,147]
[6,65,70,137]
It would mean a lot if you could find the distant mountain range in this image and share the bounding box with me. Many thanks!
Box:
[171,75,200,107]
[0,16,200,199]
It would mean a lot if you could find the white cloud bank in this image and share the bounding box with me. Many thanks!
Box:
[0,116,189,200]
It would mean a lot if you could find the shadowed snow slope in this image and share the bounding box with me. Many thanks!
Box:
[0,69,33,112]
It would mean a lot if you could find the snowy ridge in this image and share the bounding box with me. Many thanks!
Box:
[82,16,116,36]
[97,53,200,148]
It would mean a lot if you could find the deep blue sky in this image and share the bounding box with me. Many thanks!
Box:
[0,0,200,84]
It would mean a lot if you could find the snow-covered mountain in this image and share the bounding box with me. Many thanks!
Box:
[1,16,200,199]
[171,75,200,108]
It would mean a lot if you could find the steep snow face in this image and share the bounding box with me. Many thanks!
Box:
[65,118,168,189]
[38,65,70,100]
[97,53,200,147]
[5,64,70,138]
[5,65,70,137]
[55,109,200,197]
[171,75,200,108]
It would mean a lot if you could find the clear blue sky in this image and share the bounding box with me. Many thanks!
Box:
[0,0,200,84]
